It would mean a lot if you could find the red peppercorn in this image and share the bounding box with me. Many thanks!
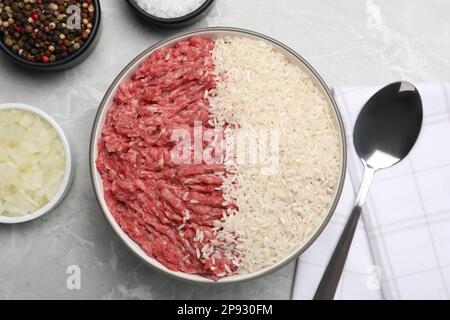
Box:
[41,55,49,63]
[32,13,40,22]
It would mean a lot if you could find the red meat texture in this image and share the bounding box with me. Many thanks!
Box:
[97,37,239,279]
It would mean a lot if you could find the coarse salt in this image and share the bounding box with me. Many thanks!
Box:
[135,0,206,19]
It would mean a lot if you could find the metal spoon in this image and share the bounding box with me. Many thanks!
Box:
[314,82,423,300]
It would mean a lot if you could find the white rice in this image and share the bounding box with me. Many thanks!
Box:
[208,37,342,274]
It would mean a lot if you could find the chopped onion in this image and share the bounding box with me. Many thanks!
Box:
[0,109,66,217]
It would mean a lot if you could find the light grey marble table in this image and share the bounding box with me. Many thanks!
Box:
[0,0,449,300]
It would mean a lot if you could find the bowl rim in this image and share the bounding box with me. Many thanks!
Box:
[126,0,216,25]
[90,27,348,284]
[0,103,74,224]
[0,0,101,69]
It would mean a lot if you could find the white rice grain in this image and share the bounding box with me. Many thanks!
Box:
[208,37,341,274]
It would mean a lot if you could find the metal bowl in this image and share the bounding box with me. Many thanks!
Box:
[90,27,347,284]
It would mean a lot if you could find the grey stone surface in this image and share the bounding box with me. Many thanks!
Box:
[0,0,448,300]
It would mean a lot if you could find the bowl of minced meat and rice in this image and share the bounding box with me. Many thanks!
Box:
[90,28,347,284]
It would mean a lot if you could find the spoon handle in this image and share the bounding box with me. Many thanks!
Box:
[313,165,375,300]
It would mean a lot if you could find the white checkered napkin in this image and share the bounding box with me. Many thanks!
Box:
[293,83,450,300]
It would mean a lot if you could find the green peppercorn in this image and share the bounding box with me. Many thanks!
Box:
[4,37,13,46]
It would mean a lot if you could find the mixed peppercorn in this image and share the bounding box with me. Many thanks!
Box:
[0,0,96,63]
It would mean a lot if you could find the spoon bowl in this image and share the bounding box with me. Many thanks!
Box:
[354,82,423,170]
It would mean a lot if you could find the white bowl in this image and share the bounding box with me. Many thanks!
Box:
[0,103,74,224]
[90,27,347,284]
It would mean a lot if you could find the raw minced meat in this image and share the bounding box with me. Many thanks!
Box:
[96,37,240,279]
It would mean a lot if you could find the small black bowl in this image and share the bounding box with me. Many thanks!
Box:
[126,0,216,28]
[0,0,102,72]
